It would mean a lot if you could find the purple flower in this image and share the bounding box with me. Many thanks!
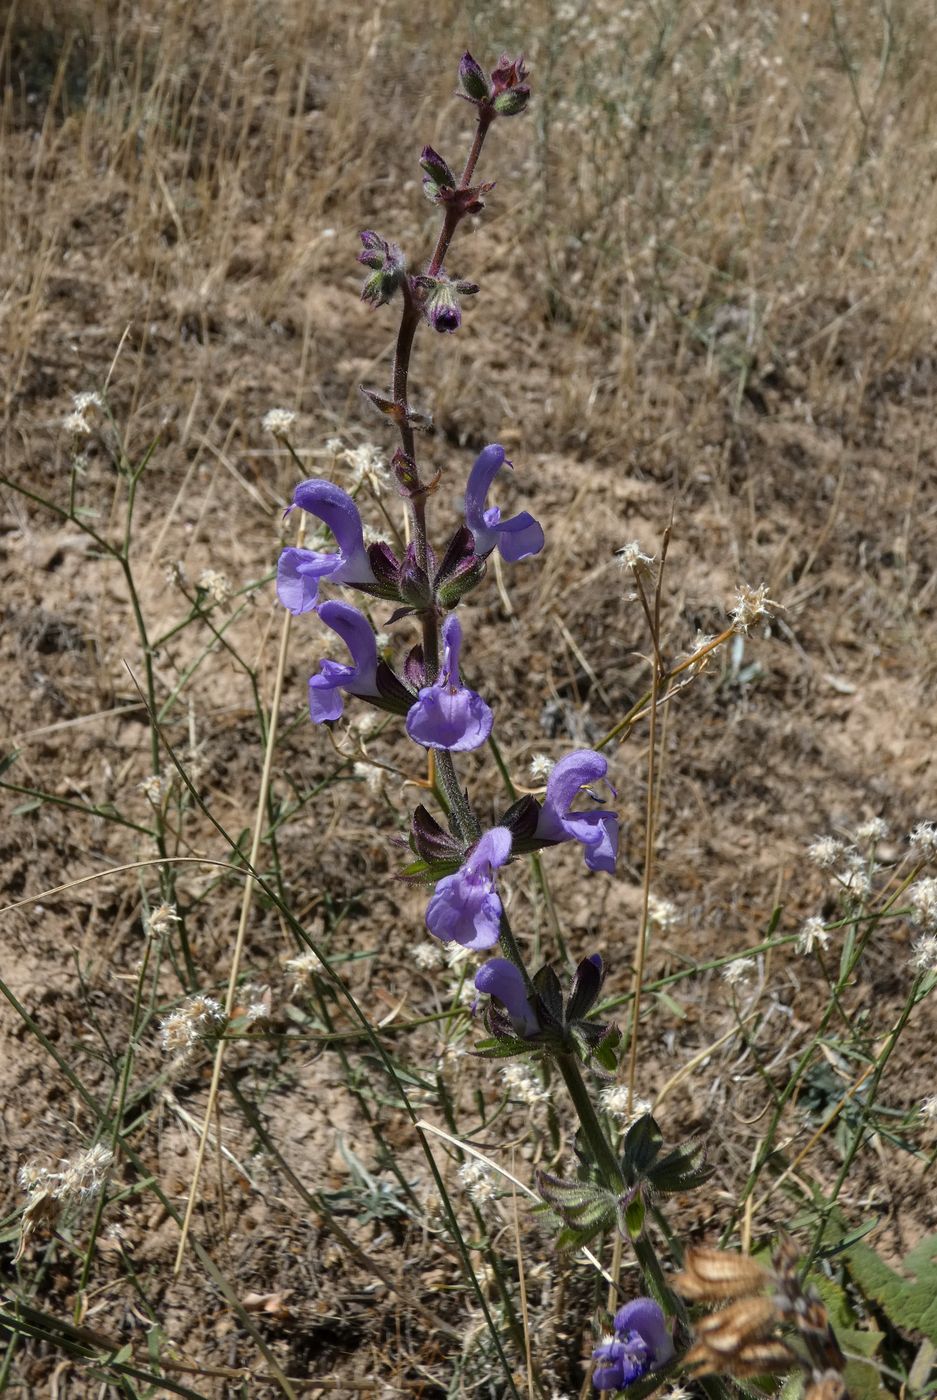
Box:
[277,479,376,615]
[426,828,512,949]
[405,615,493,751]
[535,750,618,873]
[474,958,539,1035]
[592,1297,674,1392]
[464,445,544,562]
[416,272,479,334]
[307,600,380,722]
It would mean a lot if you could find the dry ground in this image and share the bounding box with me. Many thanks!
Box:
[1,1,936,1395]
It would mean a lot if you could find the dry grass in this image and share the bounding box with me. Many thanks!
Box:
[1,1,936,1395]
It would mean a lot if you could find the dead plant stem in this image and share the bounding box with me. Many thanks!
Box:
[173,512,304,1275]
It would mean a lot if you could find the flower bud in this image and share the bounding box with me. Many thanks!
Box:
[418,274,463,333]
[357,231,406,308]
[458,51,490,102]
[410,805,463,864]
[435,556,486,607]
[399,543,432,608]
[434,525,486,606]
[490,54,530,116]
[420,145,456,201]
[391,448,420,494]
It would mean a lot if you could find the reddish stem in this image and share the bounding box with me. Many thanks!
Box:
[389,108,495,682]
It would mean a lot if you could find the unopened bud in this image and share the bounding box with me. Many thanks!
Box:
[458,51,490,102]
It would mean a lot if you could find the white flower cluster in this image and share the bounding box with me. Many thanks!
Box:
[910,935,937,976]
[286,948,324,991]
[261,407,297,438]
[353,760,384,795]
[501,1061,551,1107]
[647,894,679,930]
[197,568,232,606]
[908,878,937,934]
[159,993,225,1059]
[529,752,554,781]
[807,835,844,869]
[413,942,443,970]
[854,817,888,845]
[145,902,180,940]
[63,389,104,436]
[721,956,755,987]
[139,772,172,806]
[796,916,830,956]
[910,822,937,861]
[19,1142,113,1207]
[599,1085,652,1124]
[458,1158,498,1204]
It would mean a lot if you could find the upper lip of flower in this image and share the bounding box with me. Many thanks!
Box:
[463,444,545,562]
[535,749,619,872]
[276,479,376,614]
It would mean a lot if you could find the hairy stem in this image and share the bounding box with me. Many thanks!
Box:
[556,1052,623,1188]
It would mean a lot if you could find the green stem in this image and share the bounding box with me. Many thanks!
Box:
[435,750,478,843]
[555,1052,622,1188]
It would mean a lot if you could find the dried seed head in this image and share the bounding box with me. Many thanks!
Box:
[615,540,655,573]
[729,581,774,633]
[695,1297,779,1352]
[145,902,180,940]
[805,1370,849,1400]
[197,568,232,606]
[674,1247,768,1302]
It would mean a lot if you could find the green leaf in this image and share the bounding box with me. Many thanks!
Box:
[844,1231,937,1345]
[621,1113,662,1180]
[647,1140,713,1194]
[472,1036,532,1059]
[621,1194,646,1239]
[556,1221,607,1252]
